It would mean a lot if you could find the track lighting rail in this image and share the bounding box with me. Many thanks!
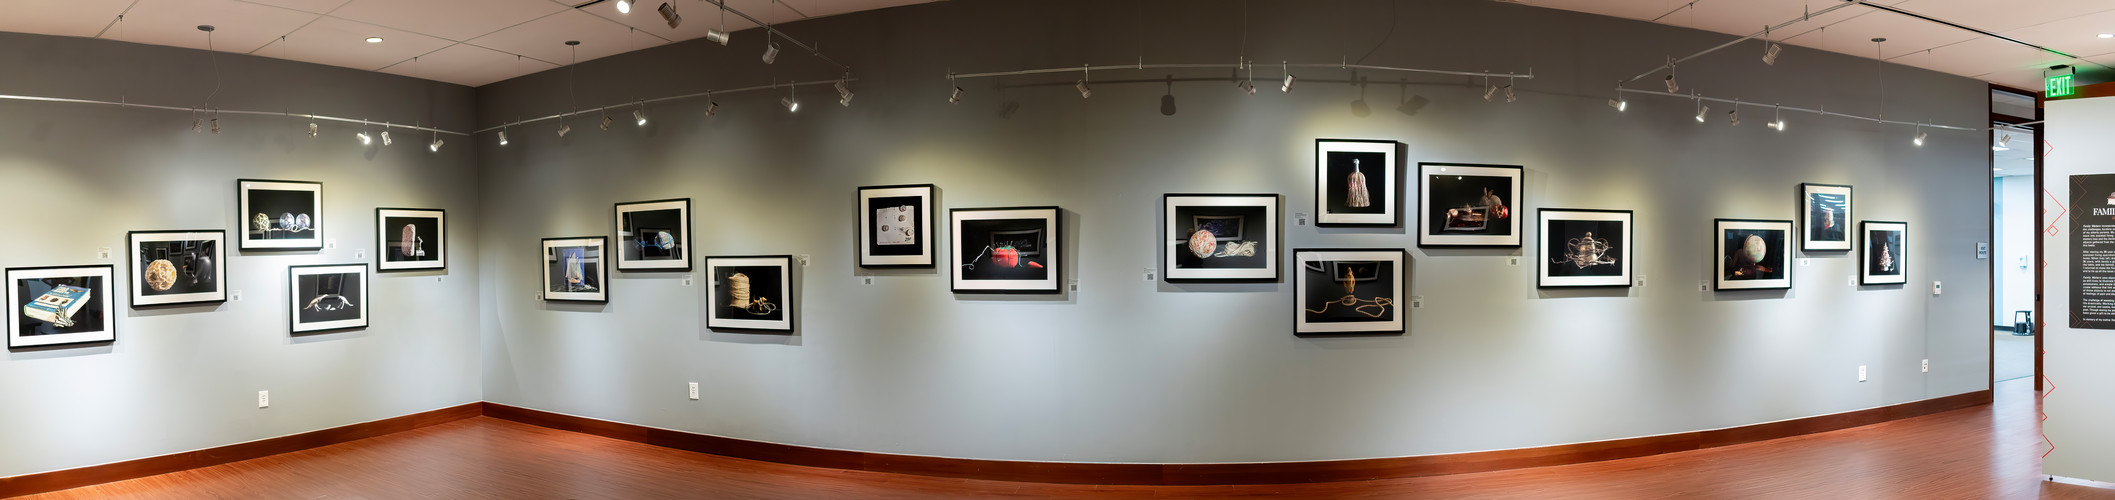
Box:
[1624,0,1863,85]
[949,61,1533,81]
[1616,87,1982,131]
[695,0,848,72]
[0,93,468,136]
[472,78,854,133]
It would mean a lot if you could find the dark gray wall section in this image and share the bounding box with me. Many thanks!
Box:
[0,32,481,477]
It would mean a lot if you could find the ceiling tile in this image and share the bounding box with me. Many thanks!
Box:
[1996,9,2115,61]
[330,0,568,42]
[570,0,772,48]
[239,0,357,14]
[112,0,321,53]
[1908,36,2068,82]
[0,0,134,38]
[1891,0,2115,33]
[272,15,455,71]
[379,43,555,87]
[1517,0,1670,22]
[467,9,656,67]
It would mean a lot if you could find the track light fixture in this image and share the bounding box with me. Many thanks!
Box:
[192,109,203,132]
[1763,42,1783,66]
[558,121,572,137]
[380,126,392,145]
[949,83,963,104]
[1609,83,1626,111]
[762,41,780,64]
[783,85,799,112]
[706,94,719,116]
[1727,107,1739,126]
[836,79,854,106]
[1913,124,1926,146]
[1994,133,2013,151]
[429,130,443,152]
[1077,67,1092,99]
[1482,80,1497,102]
[308,120,318,138]
[209,112,220,134]
[498,126,509,146]
[615,0,633,14]
[1694,98,1709,123]
[1503,77,1516,103]
[633,103,648,126]
[357,132,372,145]
[1281,62,1295,92]
[1768,105,1785,131]
[600,108,613,130]
[657,2,681,29]
[706,5,730,45]
[1664,62,1680,93]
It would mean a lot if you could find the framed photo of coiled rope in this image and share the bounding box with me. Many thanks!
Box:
[541,237,608,303]
[615,199,691,271]
[287,264,368,334]
[1537,209,1633,288]
[858,185,936,267]
[1163,194,1278,282]
[1860,221,1907,285]
[1293,249,1406,335]
[1315,139,1401,227]
[376,208,445,272]
[237,179,323,251]
[1418,163,1523,247]
[951,207,1061,293]
[705,255,794,331]
[127,230,228,306]
[8,265,116,348]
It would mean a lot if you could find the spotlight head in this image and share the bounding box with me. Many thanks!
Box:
[1503,84,1516,103]
[1913,132,1927,146]
[1996,133,2013,150]
[1281,74,1296,92]
[657,3,681,29]
[1076,80,1092,99]
[356,132,372,145]
[1238,80,1256,95]
[380,130,392,145]
[705,29,731,46]
[1769,119,1785,131]
[1608,98,1626,112]
[210,118,220,134]
[615,0,632,14]
[498,130,509,146]
[1482,84,1497,102]
[836,80,854,106]
[192,117,203,132]
[781,96,800,112]
[600,115,613,130]
[308,122,318,137]
[633,108,647,126]
[949,86,964,104]
[1762,42,1783,66]
[557,123,571,137]
[1727,108,1739,126]
[1664,74,1679,93]
[1696,105,1710,123]
[705,102,719,116]
[429,138,444,152]
[761,42,780,64]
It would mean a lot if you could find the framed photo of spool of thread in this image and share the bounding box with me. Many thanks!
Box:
[951,207,1061,293]
[375,208,445,272]
[127,230,227,307]
[706,255,793,331]
[1418,163,1523,247]
[1293,249,1406,335]
[541,237,608,303]
[1314,139,1401,227]
[1163,194,1279,282]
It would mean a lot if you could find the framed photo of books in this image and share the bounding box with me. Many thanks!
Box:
[238,179,323,250]
[127,230,228,306]
[7,265,116,348]
[376,208,446,272]
[542,237,609,302]
[706,255,795,331]
[615,199,691,271]
[1315,139,1401,226]
[288,264,369,334]
[858,185,936,267]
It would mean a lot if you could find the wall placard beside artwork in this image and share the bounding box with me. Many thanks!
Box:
[1419,163,1523,247]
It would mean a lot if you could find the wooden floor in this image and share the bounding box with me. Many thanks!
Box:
[24,378,2115,499]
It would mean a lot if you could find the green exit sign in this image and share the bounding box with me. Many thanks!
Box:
[2049,74,2076,97]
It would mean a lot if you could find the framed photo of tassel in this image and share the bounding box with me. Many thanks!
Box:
[541,237,608,303]
[706,255,794,331]
[1294,249,1406,335]
[951,207,1062,293]
[1314,139,1401,226]
[1860,221,1907,285]
[1163,194,1279,282]
[857,185,936,267]
[614,199,691,271]
[1418,163,1523,247]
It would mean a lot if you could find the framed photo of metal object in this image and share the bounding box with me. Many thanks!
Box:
[376,208,445,272]
[615,199,692,271]
[1716,219,1794,291]
[951,207,1062,293]
[1538,209,1632,288]
[8,265,116,348]
[238,179,323,250]
[1163,194,1279,282]
[1419,163,1523,247]
[706,255,794,332]
[1315,139,1401,226]
[288,264,369,334]
[127,230,227,306]
[1294,249,1406,335]
[542,237,609,303]
[858,185,936,268]
[1860,221,1908,285]
[1801,183,1853,251]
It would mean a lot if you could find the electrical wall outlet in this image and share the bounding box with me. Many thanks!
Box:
[688,382,699,400]
[1858,365,1868,382]
[1922,359,1930,373]
[257,390,270,408]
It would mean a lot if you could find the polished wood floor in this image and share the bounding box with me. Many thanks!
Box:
[24,378,2115,499]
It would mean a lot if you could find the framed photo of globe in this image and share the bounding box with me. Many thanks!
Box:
[1860,221,1908,285]
[237,179,323,251]
[127,230,228,307]
[1716,219,1793,290]
[376,208,445,272]
[1801,183,1853,251]
[614,199,691,272]
[1538,209,1631,288]
[1163,194,1278,282]
[858,185,935,268]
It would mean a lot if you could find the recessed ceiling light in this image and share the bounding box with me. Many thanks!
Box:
[365,37,384,43]
[2102,33,2115,39]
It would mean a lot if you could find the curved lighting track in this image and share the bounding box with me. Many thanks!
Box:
[1617,88,1983,132]
[473,78,854,134]
[0,93,468,136]
[950,61,1533,81]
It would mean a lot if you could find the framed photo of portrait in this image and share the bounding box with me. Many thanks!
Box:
[542,237,609,302]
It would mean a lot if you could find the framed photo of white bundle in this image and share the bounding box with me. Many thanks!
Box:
[1315,139,1400,226]
[706,255,794,331]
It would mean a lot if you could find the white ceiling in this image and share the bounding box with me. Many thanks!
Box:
[0,0,932,87]
[1520,0,2115,92]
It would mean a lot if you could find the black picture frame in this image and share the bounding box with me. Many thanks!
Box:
[287,263,370,334]
[1314,139,1402,227]
[1537,209,1633,288]
[950,206,1062,294]
[1800,183,1854,252]
[1418,163,1524,247]
[126,230,228,307]
[541,236,609,303]
[705,255,795,332]
[237,179,323,251]
[1715,218,1794,291]
[1293,249,1407,335]
[375,208,446,272]
[614,198,693,272]
[857,184,937,268]
[1860,221,1909,285]
[1162,194,1280,282]
[7,264,117,348]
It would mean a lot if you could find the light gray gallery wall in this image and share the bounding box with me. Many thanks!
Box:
[475,0,1990,463]
[2042,97,2115,484]
[0,32,481,477]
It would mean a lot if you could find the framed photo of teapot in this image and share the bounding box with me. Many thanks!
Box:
[127,230,228,307]
[951,206,1061,293]
[376,208,445,272]
[1537,209,1632,288]
[1418,163,1523,247]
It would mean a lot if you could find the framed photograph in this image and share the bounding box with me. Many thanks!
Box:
[1294,249,1406,335]
[8,265,116,348]
[1716,219,1794,290]
[951,207,1062,293]
[1315,139,1400,226]
[238,179,323,250]
[376,208,445,272]
[615,199,691,271]
[1861,221,1908,285]
[1419,163,1523,247]
[1801,183,1853,251]
[858,185,937,267]
[127,230,227,306]
[1163,194,1279,282]
[1538,209,1633,288]
[541,237,608,302]
[288,264,369,334]
[706,255,794,331]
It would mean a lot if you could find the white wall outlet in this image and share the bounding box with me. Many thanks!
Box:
[1143,268,1156,281]
[682,275,693,287]
[797,254,811,266]
[1411,296,1424,308]
[230,290,242,302]
[325,238,338,250]
[354,249,367,260]
[861,277,874,285]
[97,247,112,260]
[257,390,270,408]
[1507,257,1520,267]
[1294,212,1309,226]
[1922,359,1930,373]
[1932,281,1943,295]
[1858,365,1868,382]
[688,382,699,400]
[1800,258,1811,267]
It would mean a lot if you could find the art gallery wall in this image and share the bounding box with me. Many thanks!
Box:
[0,33,482,478]
[473,0,1991,464]
[2041,96,2115,484]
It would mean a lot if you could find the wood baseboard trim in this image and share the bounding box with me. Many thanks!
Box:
[483,389,1993,485]
[0,402,483,498]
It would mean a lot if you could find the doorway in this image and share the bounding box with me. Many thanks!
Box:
[1990,87,2040,386]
